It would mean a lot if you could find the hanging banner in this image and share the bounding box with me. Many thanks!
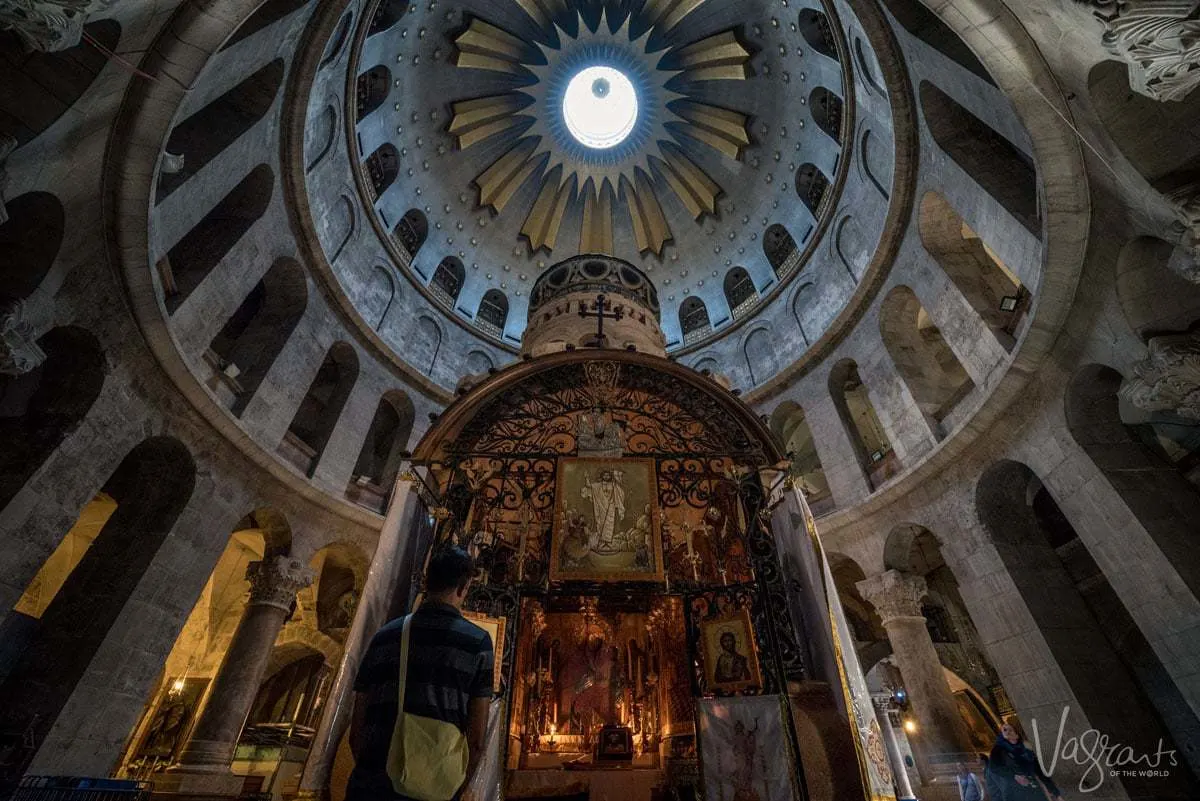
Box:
[698,695,800,801]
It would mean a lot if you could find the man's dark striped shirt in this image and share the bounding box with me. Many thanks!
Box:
[347,601,493,801]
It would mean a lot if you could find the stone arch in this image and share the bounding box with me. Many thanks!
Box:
[975,460,1197,797]
[809,86,844,142]
[879,0,993,84]
[416,316,442,375]
[679,296,711,343]
[431,256,465,306]
[465,350,494,374]
[329,194,356,263]
[305,103,339,174]
[0,19,121,145]
[797,9,837,60]
[770,401,833,515]
[742,328,778,386]
[310,541,368,635]
[829,359,899,490]
[0,436,196,780]
[369,0,409,35]
[791,281,816,346]
[283,342,359,477]
[860,128,891,200]
[723,267,757,319]
[919,82,1039,235]
[356,65,392,119]
[350,391,415,509]
[795,163,830,217]
[0,191,64,304]
[0,327,105,512]
[878,285,974,433]
[221,0,309,50]
[692,356,719,375]
[395,208,429,262]
[363,265,396,330]
[1116,236,1200,339]
[918,191,1025,351]
[854,38,886,97]
[209,257,308,416]
[364,142,400,198]
[764,223,798,276]
[827,552,884,644]
[157,59,284,201]
[164,163,274,314]
[477,289,509,337]
[321,10,353,67]
[834,215,867,280]
[246,648,327,727]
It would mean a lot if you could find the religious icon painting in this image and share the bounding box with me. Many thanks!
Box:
[462,611,506,694]
[700,607,764,694]
[698,696,799,801]
[551,457,664,583]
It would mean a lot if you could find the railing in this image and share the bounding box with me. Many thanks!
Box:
[12,776,151,801]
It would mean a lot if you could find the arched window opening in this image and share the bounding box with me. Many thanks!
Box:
[724,267,758,319]
[770,402,833,515]
[976,461,1198,797]
[157,60,284,201]
[245,652,327,730]
[918,192,1027,351]
[207,258,308,416]
[369,0,409,35]
[679,296,711,345]
[764,223,799,278]
[830,359,899,490]
[0,327,104,512]
[281,343,359,477]
[879,0,994,84]
[795,163,831,217]
[0,437,195,781]
[364,142,399,198]
[221,0,308,50]
[162,164,274,314]
[477,290,509,338]
[809,87,844,143]
[0,191,64,304]
[0,19,120,146]
[797,9,837,60]
[349,392,415,512]
[743,329,780,386]
[1116,237,1200,341]
[431,257,465,307]
[879,286,975,435]
[311,544,365,636]
[919,82,1039,235]
[394,208,428,261]
[356,65,391,119]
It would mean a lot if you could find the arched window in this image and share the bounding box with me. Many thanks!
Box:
[679,297,711,344]
[368,0,409,35]
[364,143,400,198]
[282,343,359,477]
[394,208,428,261]
[919,82,1039,235]
[809,87,844,142]
[724,267,757,319]
[349,391,415,511]
[221,0,308,50]
[918,192,1026,351]
[0,19,120,146]
[431,257,465,306]
[0,437,195,781]
[0,191,63,304]
[769,401,834,515]
[878,285,975,435]
[356,65,391,119]
[764,223,798,277]
[477,290,509,338]
[157,60,284,201]
[880,0,994,84]
[795,164,830,217]
[246,652,327,728]
[797,9,837,59]
[829,359,899,490]
[208,258,308,416]
[163,164,274,313]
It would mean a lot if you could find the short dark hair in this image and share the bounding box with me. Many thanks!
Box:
[426,545,475,594]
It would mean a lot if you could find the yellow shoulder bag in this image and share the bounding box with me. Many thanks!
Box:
[386,614,470,801]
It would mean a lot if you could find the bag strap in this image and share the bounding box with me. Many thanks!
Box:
[397,614,413,736]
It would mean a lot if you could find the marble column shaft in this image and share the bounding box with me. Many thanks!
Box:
[873,697,917,801]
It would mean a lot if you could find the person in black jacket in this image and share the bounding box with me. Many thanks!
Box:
[988,722,1064,801]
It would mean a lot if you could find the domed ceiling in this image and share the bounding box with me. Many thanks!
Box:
[306,0,893,372]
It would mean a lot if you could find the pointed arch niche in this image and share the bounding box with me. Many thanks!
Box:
[829,359,899,490]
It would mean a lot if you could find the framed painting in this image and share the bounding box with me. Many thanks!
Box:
[698,696,799,801]
[550,457,664,583]
[462,611,506,694]
[699,607,764,694]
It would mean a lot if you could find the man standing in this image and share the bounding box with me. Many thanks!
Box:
[348,547,494,801]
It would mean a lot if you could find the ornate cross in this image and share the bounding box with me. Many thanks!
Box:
[578,293,624,346]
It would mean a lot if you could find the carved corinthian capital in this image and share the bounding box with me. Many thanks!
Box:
[0,133,15,226]
[1076,0,1200,102]
[0,0,118,51]
[1121,333,1200,420]
[1167,185,1200,283]
[856,570,928,627]
[1,288,55,376]
[246,556,315,612]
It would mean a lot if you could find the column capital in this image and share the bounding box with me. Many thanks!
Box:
[1121,332,1200,420]
[1076,1,1200,103]
[856,569,927,626]
[246,556,314,612]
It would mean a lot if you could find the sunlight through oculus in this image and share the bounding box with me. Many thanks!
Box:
[562,65,639,149]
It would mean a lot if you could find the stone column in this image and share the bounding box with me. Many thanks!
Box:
[856,570,971,780]
[165,556,314,794]
[872,696,918,801]
[296,476,422,800]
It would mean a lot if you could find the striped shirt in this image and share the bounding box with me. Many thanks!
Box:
[347,601,494,801]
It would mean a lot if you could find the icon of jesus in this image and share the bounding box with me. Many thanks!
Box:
[581,468,625,550]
